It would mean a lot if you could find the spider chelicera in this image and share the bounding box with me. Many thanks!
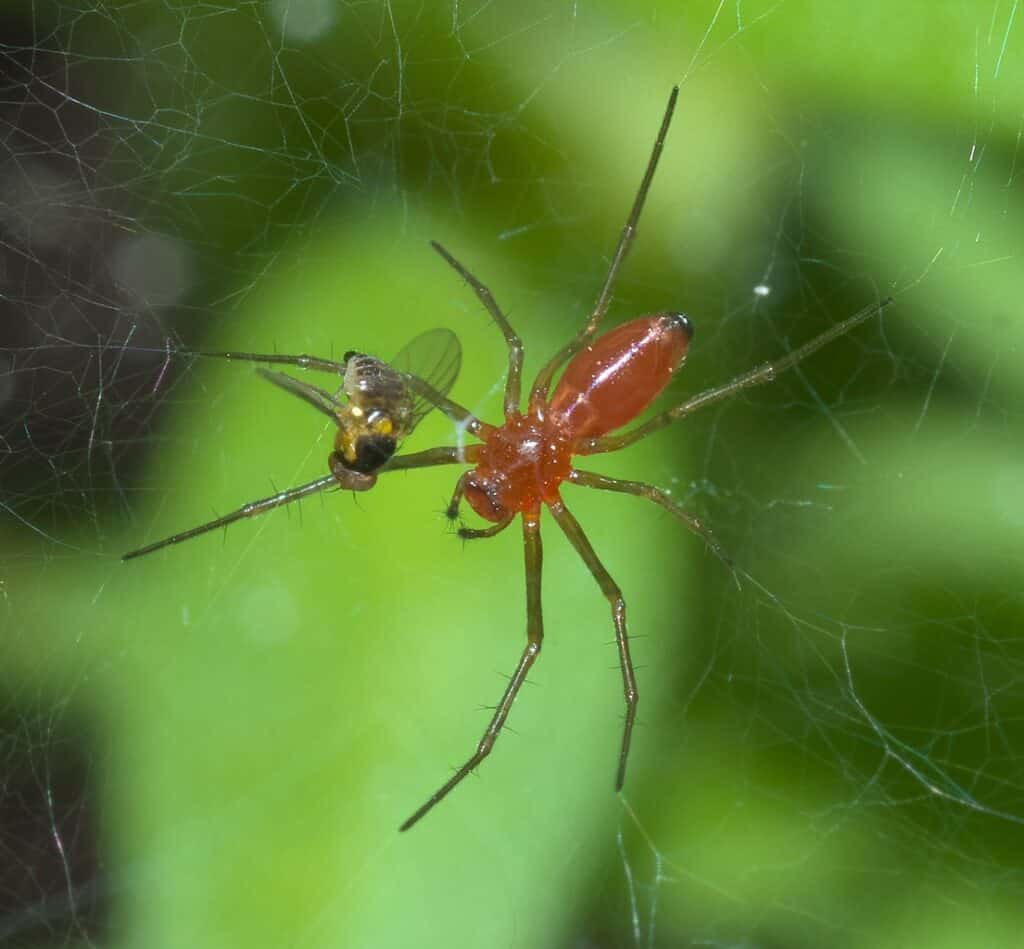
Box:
[124,86,892,831]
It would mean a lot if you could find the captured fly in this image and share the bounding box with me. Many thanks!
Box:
[122,328,461,560]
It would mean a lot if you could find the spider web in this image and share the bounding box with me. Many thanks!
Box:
[1,1,1022,947]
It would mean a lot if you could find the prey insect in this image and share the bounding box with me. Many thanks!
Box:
[124,86,892,831]
[121,328,462,560]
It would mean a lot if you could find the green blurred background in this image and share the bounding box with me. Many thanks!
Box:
[1,0,1022,946]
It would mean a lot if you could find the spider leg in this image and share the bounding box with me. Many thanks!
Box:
[529,87,679,411]
[381,444,480,474]
[569,469,735,581]
[580,296,894,455]
[124,447,474,562]
[547,498,637,791]
[445,471,469,520]
[400,512,543,831]
[459,518,514,540]
[398,373,493,438]
[431,241,524,416]
[256,369,343,422]
[122,474,337,561]
[204,350,347,374]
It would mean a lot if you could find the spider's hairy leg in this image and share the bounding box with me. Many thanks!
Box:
[400,511,543,831]
[579,296,895,455]
[529,86,680,411]
[569,469,737,584]
[381,444,481,475]
[547,498,637,791]
[401,375,494,439]
[121,474,337,561]
[459,517,514,541]
[431,241,524,416]
[124,444,474,563]
[446,471,469,521]
[204,350,348,374]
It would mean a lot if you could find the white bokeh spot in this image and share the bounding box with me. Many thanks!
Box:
[268,0,337,43]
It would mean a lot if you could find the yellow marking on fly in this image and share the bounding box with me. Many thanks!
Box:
[374,417,394,436]
[340,428,359,463]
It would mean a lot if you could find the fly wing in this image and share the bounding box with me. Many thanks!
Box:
[388,328,462,433]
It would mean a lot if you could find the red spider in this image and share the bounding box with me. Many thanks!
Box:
[124,87,891,830]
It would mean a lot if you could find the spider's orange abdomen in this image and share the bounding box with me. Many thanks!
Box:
[463,413,573,521]
[464,314,692,522]
[548,313,692,440]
